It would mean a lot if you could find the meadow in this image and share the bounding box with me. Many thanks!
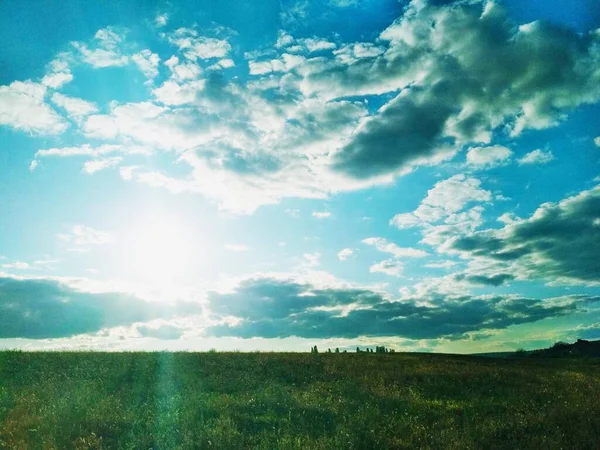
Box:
[1,351,599,449]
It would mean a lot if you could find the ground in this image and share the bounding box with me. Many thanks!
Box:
[1,351,599,449]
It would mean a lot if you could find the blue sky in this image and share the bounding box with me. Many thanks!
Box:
[1,0,599,352]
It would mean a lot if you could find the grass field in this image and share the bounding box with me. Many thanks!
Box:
[1,351,599,449]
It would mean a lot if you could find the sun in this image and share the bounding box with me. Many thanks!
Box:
[122,216,194,284]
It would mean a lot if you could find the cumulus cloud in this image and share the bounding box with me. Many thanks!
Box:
[155,13,168,28]
[0,276,200,339]
[51,93,98,121]
[518,149,555,165]
[312,211,332,218]
[337,248,354,261]
[82,157,123,174]
[206,275,596,339]
[132,49,160,79]
[298,0,600,178]
[390,174,491,228]
[362,237,428,258]
[168,28,231,60]
[449,185,600,285]
[369,259,403,277]
[466,145,512,168]
[41,57,73,89]
[0,81,67,134]
[72,27,129,68]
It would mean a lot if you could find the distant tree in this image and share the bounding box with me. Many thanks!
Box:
[343,350,347,353]
[312,345,319,354]
[389,349,395,353]
[328,348,332,353]
[356,347,361,353]
[335,348,340,353]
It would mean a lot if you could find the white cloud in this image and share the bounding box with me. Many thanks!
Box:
[1,261,31,270]
[132,50,160,79]
[518,149,555,165]
[152,79,205,105]
[424,261,458,269]
[169,29,231,60]
[57,225,114,251]
[337,248,354,261]
[466,145,512,169]
[0,81,67,134]
[41,57,73,89]
[369,259,403,277]
[29,160,38,171]
[51,92,98,121]
[312,211,332,219]
[391,175,491,229]
[297,38,336,53]
[155,13,168,27]
[72,27,128,68]
[594,137,600,147]
[225,244,249,252]
[82,157,123,174]
[285,209,300,218]
[362,237,428,258]
[36,143,147,158]
[302,252,321,268]
[164,56,202,81]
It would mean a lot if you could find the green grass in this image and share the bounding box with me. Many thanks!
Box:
[1,352,600,449]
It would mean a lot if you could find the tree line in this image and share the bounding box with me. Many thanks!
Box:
[310,345,395,354]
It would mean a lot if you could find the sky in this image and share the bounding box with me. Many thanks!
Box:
[1,0,599,353]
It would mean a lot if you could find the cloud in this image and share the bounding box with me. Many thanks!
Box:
[132,50,160,79]
[0,276,200,339]
[518,149,555,165]
[298,0,600,178]
[51,93,98,121]
[29,160,38,171]
[225,244,249,252]
[168,28,231,60]
[337,248,354,261]
[312,211,332,218]
[302,252,321,268]
[449,185,600,285]
[82,157,123,174]
[72,27,128,68]
[285,209,300,218]
[206,276,595,339]
[41,57,73,89]
[0,81,67,134]
[595,137,600,147]
[36,143,145,158]
[137,323,183,340]
[362,237,428,258]
[57,225,114,251]
[466,145,512,169]
[369,259,403,277]
[155,13,168,28]
[390,174,491,228]
[1,261,31,270]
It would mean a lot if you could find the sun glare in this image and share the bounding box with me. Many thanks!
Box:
[123,217,195,284]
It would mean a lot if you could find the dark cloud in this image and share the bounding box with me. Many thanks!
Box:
[332,84,456,178]
[206,276,594,339]
[208,277,383,321]
[306,0,600,178]
[450,185,600,284]
[0,277,201,339]
[454,273,515,286]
